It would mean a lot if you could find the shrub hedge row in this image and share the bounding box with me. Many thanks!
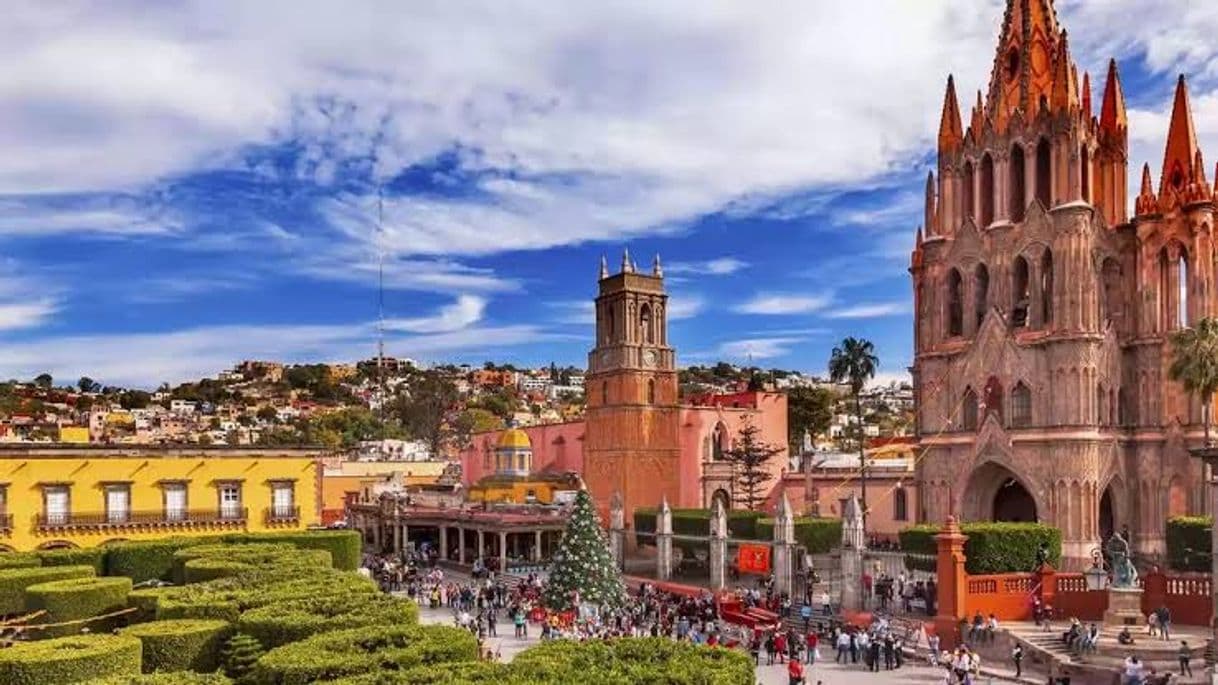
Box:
[123,618,233,673]
[510,637,753,684]
[1166,516,1211,572]
[237,593,419,649]
[755,517,842,554]
[24,576,132,637]
[0,553,41,570]
[36,547,108,575]
[0,564,95,616]
[898,522,1062,574]
[633,508,765,543]
[222,531,361,571]
[106,538,212,583]
[90,675,232,685]
[0,633,141,684]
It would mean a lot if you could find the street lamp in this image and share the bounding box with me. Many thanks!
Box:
[1084,548,1108,591]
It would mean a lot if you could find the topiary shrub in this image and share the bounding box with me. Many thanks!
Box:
[327,662,512,684]
[511,636,754,684]
[25,576,133,638]
[123,618,233,673]
[250,624,477,684]
[1166,515,1211,572]
[237,594,418,649]
[0,564,95,616]
[37,547,107,575]
[182,559,255,584]
[89,674,232,685]
[756,516,842,554]
[171,544,325,585]
[220,632,264,682]
[155,596,241,623]
[0,633,141,684]
[898,522,1062,574]
[107,538,217,583]
[222,531,362,571]
[0,553,41,570]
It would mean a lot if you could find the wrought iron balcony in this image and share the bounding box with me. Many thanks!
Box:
[264,505,300,523]
[0,513,12,534]
[36,508,248,531]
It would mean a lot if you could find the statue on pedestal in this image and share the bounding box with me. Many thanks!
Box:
[1105,531,1138,588]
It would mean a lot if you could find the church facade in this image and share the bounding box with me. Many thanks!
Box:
[912,0,1216,562]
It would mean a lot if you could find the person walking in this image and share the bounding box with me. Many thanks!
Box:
[801,602,813,632]
[787,657,805,685]
[805,631,818,665]
[1178,640,1193,678]
[835,630,849,664]
[1157,605,1172,641]
[1012,643,1024,678]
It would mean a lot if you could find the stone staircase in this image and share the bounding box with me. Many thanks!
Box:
[1004,623,1210,685]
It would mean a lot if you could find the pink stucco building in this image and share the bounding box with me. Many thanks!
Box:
[458,390,792,513]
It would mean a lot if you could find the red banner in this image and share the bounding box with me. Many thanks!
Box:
[737,543,771,575]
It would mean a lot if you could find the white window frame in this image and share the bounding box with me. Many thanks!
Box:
[104,484,131,524]
[44,486,70,526]
[218,483,243,519]
[270,481,295,519]
[163,482,188,522]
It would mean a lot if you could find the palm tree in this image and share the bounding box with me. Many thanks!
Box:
[1169,317,1218,447]
[828,337,878,527]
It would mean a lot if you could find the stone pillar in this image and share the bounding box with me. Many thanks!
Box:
[773,492,795,597]
[933,515,969,650]
[476,530,484,563]
[533,530,543,562]
[393,518,402,554]
[709,497,727,591]
[373,518,382,551]
[402,523,409,553]
[608,492,625,570]
[458,527,466,564]
[656,497,673,582]
[499,531,508,574]
[840,494,866,611]
[439,526,448,561]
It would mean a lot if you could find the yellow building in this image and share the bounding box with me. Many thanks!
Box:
[58,427,90,444]
[0,445,323,552]
[466,428,580,505]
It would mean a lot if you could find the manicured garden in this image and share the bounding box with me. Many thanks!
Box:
[899,522,1062,573]
[0,528,752,684]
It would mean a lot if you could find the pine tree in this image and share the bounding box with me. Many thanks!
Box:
[221,633,264,683]
[721,418,784,511]
[542,489,626,612]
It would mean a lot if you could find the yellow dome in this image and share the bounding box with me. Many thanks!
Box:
[497,427,532,450]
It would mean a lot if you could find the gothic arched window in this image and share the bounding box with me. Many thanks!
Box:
[974,263,989,329]
[1178,251,1189,328]
[1011,383,1032,428]
[893,487,908,522]
[980,153,995,226]
[1041,248,1053,326]
[1012,255,1030,327]
[1101,257,1122,330]
[1035,138,1052,208]
[961,388,978,431]
[601,381,608,406]
[1081,146,1091,203]
[646,378,656,404]
[963,160,976,222]
[640,303,653,344]
[712,423,727,461]
[1009,143,1026,222]
[947,268,964,337]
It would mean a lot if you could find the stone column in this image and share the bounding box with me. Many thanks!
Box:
[476,530,484,563]
[373,517,382,551]
[439,526,448,561]
[458,527,466,564]
[533,530,543,562]
[709,498,727,591]
[656,497,673,582]
[839,494,866,611]
[608,492,625,570]
[393,517,402,554]
[402,523,409,553]
[499,531,508,573]
[933,515,969,650]
[772,493,795,597]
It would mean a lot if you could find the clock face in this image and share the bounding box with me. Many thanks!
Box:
[600,350,612,367]
[642,350,657,368]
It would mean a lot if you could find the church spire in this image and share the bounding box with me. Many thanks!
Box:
[1049,31,1077,113]
[986,0,1063,126]
[621,248,634,274]
[1160,74,1200,196]
[599,255,608,280]
[1135,163,1158,216]
[1099,58,1127,134]
[937,76,963,153]
[652,253,663,278]
[1081,71,1092,120]
[924,170,936,234]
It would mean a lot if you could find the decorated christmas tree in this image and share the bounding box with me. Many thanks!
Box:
[542,488,627,612]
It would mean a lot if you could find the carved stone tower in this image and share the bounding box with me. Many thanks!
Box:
[583,251,681,533]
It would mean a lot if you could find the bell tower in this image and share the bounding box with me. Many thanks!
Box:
[583,250,681,529]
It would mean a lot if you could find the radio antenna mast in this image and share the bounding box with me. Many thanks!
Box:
[376,187,387,448]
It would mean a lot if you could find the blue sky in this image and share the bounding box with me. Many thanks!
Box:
[3,0,1218,387]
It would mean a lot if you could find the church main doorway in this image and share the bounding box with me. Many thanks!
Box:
[993,478,1037,522]
[963,461,1038,523]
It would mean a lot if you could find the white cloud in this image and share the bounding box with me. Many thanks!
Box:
[383,295,486,333]
[824,301,910,319]
[668,295,706,320]
[735,293,832,315]
[548,301,595,326]
[666,257,748,276]
[718,337,801,360]
[0,301,57,331]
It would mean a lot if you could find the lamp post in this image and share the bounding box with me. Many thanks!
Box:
[1084,548,1108,592]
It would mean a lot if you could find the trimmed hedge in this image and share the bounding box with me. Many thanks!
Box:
[250,624,478,684]
[156,596,241,624]
[633,508,765,543]
[37,547,107,575]
[183,559,255,584]
[25,576,133,638]
[123,619,233,673]
[1166,516,1211,572]
[510,636,754,684]
[238,594,419,649]
[0,633,141,684]
[756,516,842,554]
[0,553,41,570]
[90,675,232,685]
[222,531,361,571]
[899,522,1062,574]
[0,564,95,616]
[107,538,217,583]
[328,663,513,684]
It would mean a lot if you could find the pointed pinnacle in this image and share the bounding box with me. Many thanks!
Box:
[652,253,663,278]
[1100,58,1127,133]
[1082,71,1092,120]
[621,248,633,274]
[599,255,609,280]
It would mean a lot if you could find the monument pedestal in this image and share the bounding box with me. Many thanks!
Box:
[1103,587,1144,626]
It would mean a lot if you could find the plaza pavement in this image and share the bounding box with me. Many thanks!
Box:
[416,604,950,684]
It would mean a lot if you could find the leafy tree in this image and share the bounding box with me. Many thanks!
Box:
[1169,317,1218,446]
[720,419,784,511]
[77,376,100,393]
[787,385,835,453]
[33,373,53,389]
[392,371,471,457]
[256,406,279,423]
[829,336,878,523]
[542,489,626,611]
[462,407,503,433]
[119,390,152,410]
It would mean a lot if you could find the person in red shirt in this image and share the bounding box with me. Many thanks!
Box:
[774,632,787,664]
[805,631,818,664]
[787,657,805,685]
